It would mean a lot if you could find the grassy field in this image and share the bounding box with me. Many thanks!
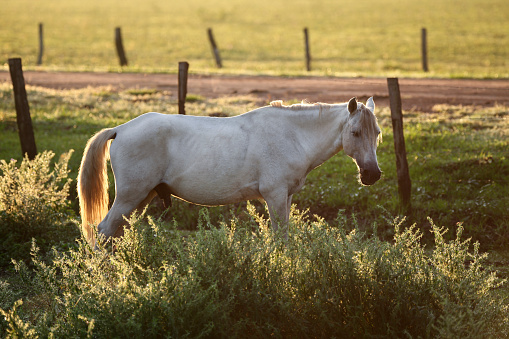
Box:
[2,0,509,77]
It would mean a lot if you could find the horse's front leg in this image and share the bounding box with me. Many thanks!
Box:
[263,189,291,240]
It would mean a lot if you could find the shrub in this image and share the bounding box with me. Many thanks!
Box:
[1,208,507,338]
[0,150,78,267]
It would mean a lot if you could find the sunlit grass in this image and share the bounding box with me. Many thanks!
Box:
[1,0,508,78]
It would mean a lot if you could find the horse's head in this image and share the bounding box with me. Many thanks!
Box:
[342,97,382,186]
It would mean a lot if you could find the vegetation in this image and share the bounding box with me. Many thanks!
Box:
[1,207,508,337]
[0,151,78,268]
[2,0,509,78]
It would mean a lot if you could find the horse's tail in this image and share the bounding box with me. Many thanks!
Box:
[77,128,117,246]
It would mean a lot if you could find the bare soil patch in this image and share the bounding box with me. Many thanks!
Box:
[1,71,508,112]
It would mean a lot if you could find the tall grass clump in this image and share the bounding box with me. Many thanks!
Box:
[0,150,78,268]
[1,206,507,338]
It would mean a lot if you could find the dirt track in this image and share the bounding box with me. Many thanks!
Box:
[1,71,508,112]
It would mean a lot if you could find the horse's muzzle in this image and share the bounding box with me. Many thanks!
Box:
[360,167,382,186]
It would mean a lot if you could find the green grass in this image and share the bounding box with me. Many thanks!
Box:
[2,0,509,77]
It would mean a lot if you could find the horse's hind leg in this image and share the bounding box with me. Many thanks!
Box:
[96,200,137,240]
[97,189,156,241]
[112,190,158,238]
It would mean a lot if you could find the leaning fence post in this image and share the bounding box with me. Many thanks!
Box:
[178,61,189,115]
[304,27,311,71]
[37,23,44,65]
[115,27,128,66]
[207,28,222,68]
[387,77,411,213]
[8,58,37,160]
[421,28,429,72]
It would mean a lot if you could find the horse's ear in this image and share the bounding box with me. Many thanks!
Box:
[366,97,375,113]
[348,97,357,114]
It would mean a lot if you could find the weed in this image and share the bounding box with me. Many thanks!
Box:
[0,150,79,267]
[1,209,507,337]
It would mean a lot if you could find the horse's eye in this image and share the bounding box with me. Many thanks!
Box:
[352,131,360,137]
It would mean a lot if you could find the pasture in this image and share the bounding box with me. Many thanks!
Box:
[0,83,508,336]
[1,0,509,77]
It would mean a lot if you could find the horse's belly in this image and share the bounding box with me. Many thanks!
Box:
[169,179,261,206]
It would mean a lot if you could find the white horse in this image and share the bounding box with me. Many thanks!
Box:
[78,97,382,245]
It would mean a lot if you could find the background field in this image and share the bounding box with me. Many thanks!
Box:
[2,0,509,77]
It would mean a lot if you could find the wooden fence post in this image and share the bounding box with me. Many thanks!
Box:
[37,23,44,65]
[207,28,222,68]
[304,27,311,71]
[115,27,128,66]
[421,28,429,72]
[8,58,37,160]
[178,61,189,115]
[387,78,411,213]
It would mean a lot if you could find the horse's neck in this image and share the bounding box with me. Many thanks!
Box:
[288,106,349,169]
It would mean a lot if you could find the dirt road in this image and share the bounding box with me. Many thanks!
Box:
[1,71,508,111]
